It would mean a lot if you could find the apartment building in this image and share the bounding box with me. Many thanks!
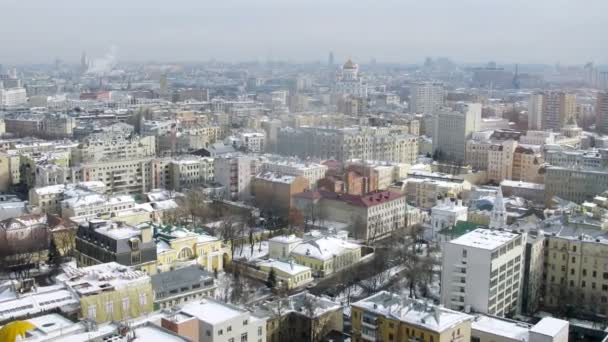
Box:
[252,172,309,218]
[260,158,327,188]
[72,133,156,164]
[73,157,172,195]
[402,175,471,209]
[61,193,136,220]
[441,228,526,317]
[258,291,343,342]
[293,190,407,241]
[29,181,106,215]
[277,126,418,164]
[169,156,214,191]
[351,291,473,342]
[0,87,27,106]
[544,166,608,203]
[487,140,517,183]
[214,154,253,201]
[540,91,576,131]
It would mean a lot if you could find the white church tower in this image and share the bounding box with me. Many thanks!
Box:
[490,187,507,229]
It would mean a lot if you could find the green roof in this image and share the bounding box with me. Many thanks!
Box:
[439,220,486,239]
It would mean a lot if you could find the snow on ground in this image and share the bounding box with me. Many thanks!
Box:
[214,270,271,305]
[231,241,269,261]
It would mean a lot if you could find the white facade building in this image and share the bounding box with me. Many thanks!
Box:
[440,228,526,317]
[180,299,267,342]
[333,59,368,98]
[430,198,468,236]
[0,87,27,106]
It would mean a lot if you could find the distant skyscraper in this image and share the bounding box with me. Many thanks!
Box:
[528,92,544,130]
[541,91,576,131]
[409,82,444,114]
[328,51,334,66]
[159,73,168,96]
[80,51,89,73]
[596,92,608,134]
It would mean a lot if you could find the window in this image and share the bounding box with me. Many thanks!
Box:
[389,333,394,340]
[572,257,576,263]
[219,329,223,336]
[258,327,262,336]
[241,333,248,342]
[206,330,211,337]
[243,319,248,326]
[88,305,97,320]
[228,326,232,332]
[106,301,114,315]
[462,249,467,258]
[122,297,130,311]
[139,293,147,306]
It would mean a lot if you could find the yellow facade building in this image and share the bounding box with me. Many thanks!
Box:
[351,292,473,342]
[57,263,154,324]
[154,224,230,273]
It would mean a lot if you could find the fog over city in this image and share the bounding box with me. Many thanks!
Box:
[2,0,607,64]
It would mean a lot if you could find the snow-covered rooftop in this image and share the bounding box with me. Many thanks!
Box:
[57,262,150,297]
[181,299,248,325]
[269,234,303,244]
[291,236,360,261]
[258,259,310,276]
[529,317,568,337]
[449,228,520,251]
[353,291,473,333]
[472,315,531,341]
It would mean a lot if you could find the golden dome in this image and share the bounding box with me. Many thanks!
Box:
[343,59,357,69]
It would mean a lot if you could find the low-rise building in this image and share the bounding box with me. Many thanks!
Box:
[290,234,362,277]
[154,224,229,273]
[151,265,216,310]
[431,198,468,236]
[471,315,569,342]
[258,291,343,342]
[75,220,158,275]
[163,298,267,342]
[56,262,154,324]
[351,291,474,342]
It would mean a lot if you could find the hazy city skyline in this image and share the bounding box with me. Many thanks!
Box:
[2,0,607,65]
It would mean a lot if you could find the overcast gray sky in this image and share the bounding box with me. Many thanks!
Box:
[2,0,606,65]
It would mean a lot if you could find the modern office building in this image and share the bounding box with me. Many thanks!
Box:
[440,228,526,316]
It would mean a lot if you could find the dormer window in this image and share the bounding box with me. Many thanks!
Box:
[130,237,140,250]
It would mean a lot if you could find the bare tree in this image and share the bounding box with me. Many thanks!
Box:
[302,294,320,341]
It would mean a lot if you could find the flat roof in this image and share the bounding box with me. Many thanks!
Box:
[530,317,568,337]
[181,299,246,325]
[449,228,520,251]
[472,315,530,341]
